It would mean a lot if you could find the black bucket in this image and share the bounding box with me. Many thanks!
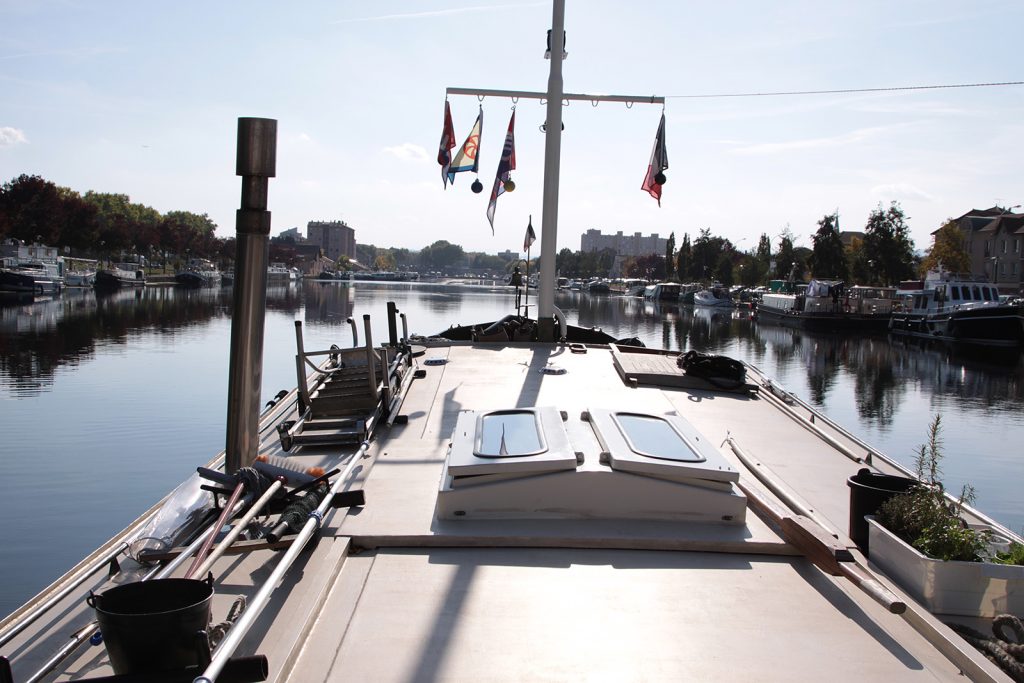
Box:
[847,468,917,554]
[87,577,213,675]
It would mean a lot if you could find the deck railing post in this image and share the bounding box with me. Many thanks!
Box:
[347,317,358,347]
[387,301,399,347]
[363,314,379,400]
[294,321,312,411]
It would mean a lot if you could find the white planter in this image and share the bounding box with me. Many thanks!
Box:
[866,516,1024,617]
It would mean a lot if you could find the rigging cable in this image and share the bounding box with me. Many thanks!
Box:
[666,80,1024,99]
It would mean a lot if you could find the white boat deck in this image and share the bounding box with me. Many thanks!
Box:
[1,342,1008,682]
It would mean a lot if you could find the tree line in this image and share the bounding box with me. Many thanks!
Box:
[557,201,969,287]
[0,174,223,263]
[4,174,971,284]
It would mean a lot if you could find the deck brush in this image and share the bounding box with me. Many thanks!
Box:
[254,454,326,486]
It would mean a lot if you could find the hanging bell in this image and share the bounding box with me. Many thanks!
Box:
[471,179,483,194]
[654,172,667,185]
[503,179,516,192]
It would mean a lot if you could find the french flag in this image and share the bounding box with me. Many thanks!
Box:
[641,112,668,206]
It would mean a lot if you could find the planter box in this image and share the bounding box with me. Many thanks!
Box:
[866,516,1024,617]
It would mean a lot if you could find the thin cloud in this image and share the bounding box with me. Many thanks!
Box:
[730,124,907,156]
[0,46,126,61]
[384,143,428,162]
[871,183,936,202]
[334,2,544,24]
[0,127,28,146]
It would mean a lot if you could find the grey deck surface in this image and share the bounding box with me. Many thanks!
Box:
[2,342,1006,683]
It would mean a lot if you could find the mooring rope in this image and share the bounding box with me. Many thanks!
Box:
[208,595,247,650]
[949,614,1024,682]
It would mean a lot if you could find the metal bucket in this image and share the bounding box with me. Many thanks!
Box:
[847,468,917,554]
[87,577,213,675]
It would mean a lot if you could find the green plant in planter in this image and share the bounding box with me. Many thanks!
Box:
[875,415,988,563]
[992,542,1024,566]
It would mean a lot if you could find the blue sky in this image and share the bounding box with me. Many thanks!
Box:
[2,1,1022,255]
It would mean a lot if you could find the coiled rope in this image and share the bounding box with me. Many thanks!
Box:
[949,614,1024,682]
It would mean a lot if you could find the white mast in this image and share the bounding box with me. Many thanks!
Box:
[445,0,663,341]
[536,0,566,341]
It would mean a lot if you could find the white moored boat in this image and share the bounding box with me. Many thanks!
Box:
[1,5,1020,683]
[693,285,733,307]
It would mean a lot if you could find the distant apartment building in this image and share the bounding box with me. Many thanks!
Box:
[307,221,356,262]
[949,207,1024,293]
[278,227,304,242]
[580,229,667,257]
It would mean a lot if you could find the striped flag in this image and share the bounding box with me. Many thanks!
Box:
[641,112,668,206]
[448,109,483,185]
[523,215,535,252]
[438,101,456,188]
[486,110,516,233]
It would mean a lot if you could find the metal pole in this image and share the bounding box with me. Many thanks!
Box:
[190,480,284,578]
[363,315,379,400]
[347,317,358,347]
[387,302,398,347]
[537,0,565,341]
[524,250,530,318]
[225,117,276,473]
[194,442,371,683]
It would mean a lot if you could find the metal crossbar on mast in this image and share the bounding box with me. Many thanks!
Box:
[445,0,664,341]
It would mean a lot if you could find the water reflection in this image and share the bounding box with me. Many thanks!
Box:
[302,281,354,325]
[3,285,1022,414]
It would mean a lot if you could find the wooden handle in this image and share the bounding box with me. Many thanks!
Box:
[738,479,906,614]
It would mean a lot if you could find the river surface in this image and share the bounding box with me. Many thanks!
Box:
[2,280,1022,615]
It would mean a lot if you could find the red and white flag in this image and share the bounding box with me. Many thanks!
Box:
[523,215,535,252]
[438,100,456,188]
[641,112,668,206]
[486,110,516,233]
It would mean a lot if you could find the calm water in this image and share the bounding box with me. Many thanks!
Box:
[1,281,1022,615]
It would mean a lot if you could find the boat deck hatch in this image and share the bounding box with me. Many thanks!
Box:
[446,406,579,477]
[477,411,546,457]
[612,413,704,462]
[588,408,738,485]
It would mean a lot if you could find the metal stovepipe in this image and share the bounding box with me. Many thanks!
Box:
[225,117,276,473]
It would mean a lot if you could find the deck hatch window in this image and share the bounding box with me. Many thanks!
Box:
[612,413,704,462]
[476,411,546,457]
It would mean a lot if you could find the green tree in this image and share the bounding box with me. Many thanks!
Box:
[629,254,665,280]
[863,201,916,286]
[556,247,579,277]
[690,228,717,281]
[160,210,217,258]
[0,175,97,248]
[715,252,734,287]
[809,212,848,281]
[677,232,691,281]
[920,220,970,274]
[749,233,771,286]
[374,251,396,271]
[419,240,465,271]
[775,228,797,280]
[664,232,676,280]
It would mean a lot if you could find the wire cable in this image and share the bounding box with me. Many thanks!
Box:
[667,80,1024,99]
